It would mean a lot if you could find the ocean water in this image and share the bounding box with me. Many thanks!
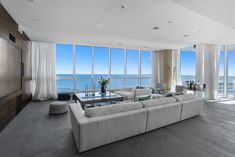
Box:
[56,74,152,92]
[56,74,235,97]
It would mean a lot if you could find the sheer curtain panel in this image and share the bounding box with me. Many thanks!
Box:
[32,42,57,100]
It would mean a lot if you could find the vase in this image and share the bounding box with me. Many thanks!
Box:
[101,85,106,93]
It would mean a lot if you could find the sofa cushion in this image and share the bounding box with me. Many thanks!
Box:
[85,102,142,118]
[141,97,177,108]
[115,91,134,99]
[134,88,152,97]
[174,94,196,101]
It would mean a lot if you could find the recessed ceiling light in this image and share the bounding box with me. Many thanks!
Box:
[120,5,125,9]
[118,43,122,46]
[153,26,160,30]
[197,30,202,33]
[28,0,35,3]
[144,46,148,49]
[183,34,189,37]
[168,21,172,24]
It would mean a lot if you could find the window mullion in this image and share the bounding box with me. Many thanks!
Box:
[224,45,228,98]
[124,48,127,87]
[73,45,76,93]
[139,50,141,86]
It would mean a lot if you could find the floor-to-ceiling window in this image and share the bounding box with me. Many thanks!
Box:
[94,47,109,89]
[56,44,73,92]
[126,49,139,87]
[180,46,196,84]
[110,48,125,89]
[228,45,235,97]
[141,50,152,87]
[218,46,225,98]
[56,44,152,92]
[76,45,92,92]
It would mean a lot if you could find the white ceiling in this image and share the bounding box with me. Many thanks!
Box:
[1,0,235,50]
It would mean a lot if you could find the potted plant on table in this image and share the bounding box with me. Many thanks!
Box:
[98,77,111,94]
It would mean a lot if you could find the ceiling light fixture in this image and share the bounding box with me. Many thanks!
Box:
[168,21,172,24]
[153,26,160,30]
[183,34,189,37]
[118,43,122,46]
[197,30,202,33]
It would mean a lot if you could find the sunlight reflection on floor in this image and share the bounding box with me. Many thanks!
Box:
[217,100,235,105]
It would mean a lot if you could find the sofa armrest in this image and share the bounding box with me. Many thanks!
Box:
[179,98,204,120]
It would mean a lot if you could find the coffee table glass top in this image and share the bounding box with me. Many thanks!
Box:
[75,91,122,102]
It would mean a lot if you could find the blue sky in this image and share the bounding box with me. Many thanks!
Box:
[56,44,73,74]
[76,45,92,74]
[56,44,151,75]
[228,51,235,76]
[56,43,235,76]
[180,50,196,76]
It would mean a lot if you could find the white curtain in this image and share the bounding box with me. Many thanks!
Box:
[204,44,220,99]
[171,49,181,92]
[196,44,220,99]
[152,51,160,89]
[32,41,57,101]
[196,44,205,84]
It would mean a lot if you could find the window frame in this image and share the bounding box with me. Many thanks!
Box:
[56,44,152,92]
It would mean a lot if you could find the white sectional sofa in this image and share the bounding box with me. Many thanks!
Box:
[69,94,204,152]
[114,87,153,101]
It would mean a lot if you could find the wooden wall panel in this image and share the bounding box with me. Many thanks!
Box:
[0,98,9,130]
[22,40,32,107]
[15,47,22,90]
[8,44,17,94]
[8,96,16,120]
[0,38,8,97]
[0,3,31,131]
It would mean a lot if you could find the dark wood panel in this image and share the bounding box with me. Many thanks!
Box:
[8,43,17,94]
[15,47,21,90]
[8,96,16,120]
[22,40,32,106]
[0,3,31,131]
[0,100,9,130]
[0,37,8,97]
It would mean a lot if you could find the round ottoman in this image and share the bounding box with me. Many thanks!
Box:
[49,101,68,115]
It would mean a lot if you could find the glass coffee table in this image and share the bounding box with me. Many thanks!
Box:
[73,91,123,109]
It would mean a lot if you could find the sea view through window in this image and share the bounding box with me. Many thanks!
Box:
[56,44,152,93]
[180,46,196,85]
[180,45,235,98]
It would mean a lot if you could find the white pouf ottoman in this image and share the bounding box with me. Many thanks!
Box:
[49,101,68,115]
